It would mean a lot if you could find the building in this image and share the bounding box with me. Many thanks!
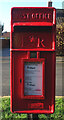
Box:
[56,9,64,24]
[62,1,64,9]
[0,32,10,48]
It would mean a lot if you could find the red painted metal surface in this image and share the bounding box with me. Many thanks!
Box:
[10,7,56,114]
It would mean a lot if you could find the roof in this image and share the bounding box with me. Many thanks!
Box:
[1,32,10,39]
[56,9,64,17]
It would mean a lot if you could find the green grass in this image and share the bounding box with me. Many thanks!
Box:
[0,97,64,120]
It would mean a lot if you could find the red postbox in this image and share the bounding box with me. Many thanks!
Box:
[10,7,56,114]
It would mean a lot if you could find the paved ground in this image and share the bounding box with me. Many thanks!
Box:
[56,57,64,96]
[0,56,64,96]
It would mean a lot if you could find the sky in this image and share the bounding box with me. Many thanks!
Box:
[0,0,64,32]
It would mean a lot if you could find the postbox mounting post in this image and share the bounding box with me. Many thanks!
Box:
[27,114,39,120]
[27,114,33,120]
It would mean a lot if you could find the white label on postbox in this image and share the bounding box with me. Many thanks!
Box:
[24,62,42,95]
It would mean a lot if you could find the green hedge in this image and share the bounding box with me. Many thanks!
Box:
[0,97,64,120]
[56,23,64,56]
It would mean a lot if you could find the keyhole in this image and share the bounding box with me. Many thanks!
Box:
[20,79,22,83]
